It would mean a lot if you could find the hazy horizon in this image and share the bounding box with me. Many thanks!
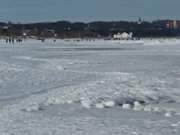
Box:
[0,0,180,23]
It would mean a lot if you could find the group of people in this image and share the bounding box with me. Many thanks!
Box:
[5,37,23,44]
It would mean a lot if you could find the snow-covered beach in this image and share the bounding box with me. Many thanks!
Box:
[0,38,180,135]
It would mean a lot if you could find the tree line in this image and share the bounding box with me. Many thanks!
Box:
[0,20,180,38]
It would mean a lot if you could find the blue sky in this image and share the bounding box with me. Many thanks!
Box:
[0,0,180,22]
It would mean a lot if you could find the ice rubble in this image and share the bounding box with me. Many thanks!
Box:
[14,71,179,118]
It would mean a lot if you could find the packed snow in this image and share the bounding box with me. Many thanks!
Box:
[0,38,180,135]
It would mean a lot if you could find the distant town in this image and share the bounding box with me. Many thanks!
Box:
[1,19,180,39]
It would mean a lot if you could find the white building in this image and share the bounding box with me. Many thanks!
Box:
[113,32,133,40]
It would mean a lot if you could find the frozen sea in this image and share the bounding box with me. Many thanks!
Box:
[0,38,180,135]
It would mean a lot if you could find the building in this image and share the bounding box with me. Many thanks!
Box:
[113,32,133,40]
[166,20,180,29]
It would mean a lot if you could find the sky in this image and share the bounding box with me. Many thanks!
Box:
[0,0,180,23]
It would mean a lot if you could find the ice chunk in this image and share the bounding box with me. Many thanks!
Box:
[122,103,131,109]
[144,106,153,112]
[133,101,144,111]
[165,112,172,117]
[153,107,163,113]
[95,103,104,109]
[67,100,73,104]
[103,100,116,108]
[80,98,91,109]
[171,124,178,127]
[46,97,62,105]
[57,65,65,70]
[24,104,40,112]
